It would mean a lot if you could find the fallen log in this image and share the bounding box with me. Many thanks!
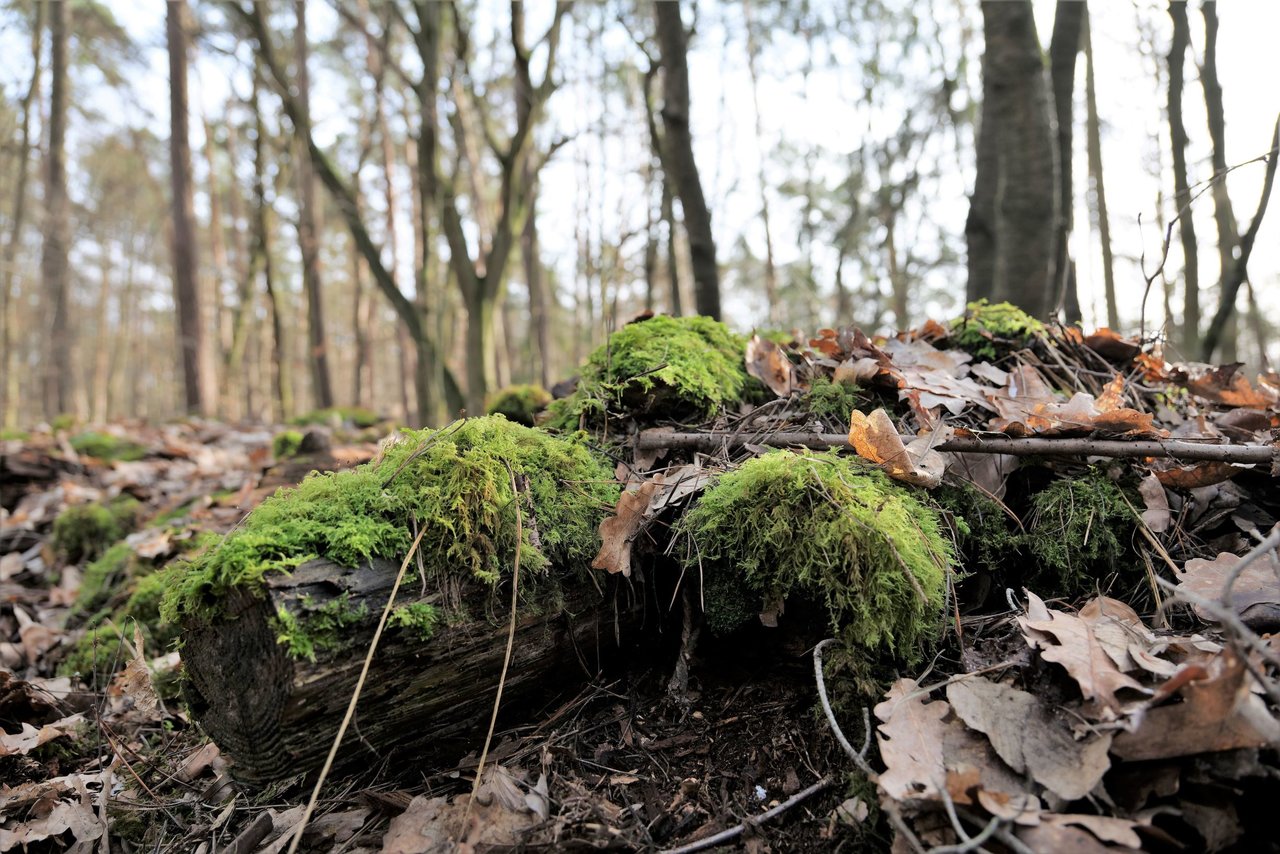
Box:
[635,430,1278,465]
[181,555,638,786]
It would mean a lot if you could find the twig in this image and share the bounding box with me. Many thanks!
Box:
[812,639,876,777]
[462,465,526,828]
[285,522,431,854]
[658,776,834,854]
[634,430,1277,464]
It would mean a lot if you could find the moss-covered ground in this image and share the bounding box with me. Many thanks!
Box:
[160,416,620,659]
[272,429,304,459]
[678,450,953,671]
[949,299,1046,359]
[1024,468,1137,594]
[486,384,553,426]
[68,431,147,462]
[546,315,748,430]
[51,496,141,562]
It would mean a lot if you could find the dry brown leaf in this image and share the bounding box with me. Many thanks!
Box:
[1018,592,1149,716]
[1175,550,1280,630]
[946,677,1111,801]
[1112,648,1280,761]
[1151,460,1246,489]
[1182,363,1279,408]
[745,335,799,397]
[0,714,84,758]
[848,409,945,489]
[592,481,660,577]
[1138,474,1171,533]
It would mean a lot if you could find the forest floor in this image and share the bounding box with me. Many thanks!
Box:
[5,314,1280,852]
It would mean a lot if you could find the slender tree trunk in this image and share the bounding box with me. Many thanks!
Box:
[1049,0,1083,322]
[642,64,682,316]
[1167,0,1199,355]
[1083,10,1118,329]
[965,34,998,305]
[653,1,720,319]
[293,0,333,410]
[1199,0,1239,361]
[201,111,234,394]
[1,1,43,428]
[969,0,1057,319]
[249,67,291,420]
[223,108,255,422]
[167,0,213,416]
[91,250,112,423]
[522,172,552,388]
[42,0,72,420]
[743,0,779,324]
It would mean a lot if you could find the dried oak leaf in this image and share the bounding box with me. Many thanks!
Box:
[592,481,661,577]
[745,334,799,398]
[1175,550,1280,632]
[946,677,1111,801]
[847,408,945,489]
[1138,474,1171,533]
[1018,591,1149,717]
[1184,363,1278,408]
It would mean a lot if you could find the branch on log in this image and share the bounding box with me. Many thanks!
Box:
[634,430,1278,465]
[181,557,641,786]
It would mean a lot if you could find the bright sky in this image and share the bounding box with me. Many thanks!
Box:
[11,1,1280,363]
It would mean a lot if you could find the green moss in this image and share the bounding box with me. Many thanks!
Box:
[486,384,553,427]
[0,428,30,441]
[803,377,865,426]
[52,497,140,562]
[272,429,304,458]
[546,315,749,429]
[1024,469,1134,593]
[950,300,1046,359]
[291,406,382,429]
[161,416,620,640]
[60,564,181,685]
[50,414,77,432]
[75,542,142,615]
[678,450,952,665]
[389,602,441,640]
[933,483,1021,576]
[274,593,369,661]
[68,431,146,462]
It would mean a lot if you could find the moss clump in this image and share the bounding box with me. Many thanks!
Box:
[0,428,30,441]
[291,406,382,429]
[161,416,620,633]
[933,483,1021,577]
[75,542,145,616]
[546,315,748,429]
[52,497,140,563]
[60,565,178,685]
[950,300,1045,359]
[275,594,369,661]
[389,602,441,640]
[679,450,952,664]
[1024,469,1134,593]
[802,377,865,426]
[486,384,553,427]
[272,429,304,458]
[68,431,146,462]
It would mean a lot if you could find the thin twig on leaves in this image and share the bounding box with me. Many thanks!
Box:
[658,776,834,854]
[812,638,876,777]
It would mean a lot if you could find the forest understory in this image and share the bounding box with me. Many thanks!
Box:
[4,306,1280,853]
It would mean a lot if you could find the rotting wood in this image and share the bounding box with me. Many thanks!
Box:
[634,430,1278,464]
[180,556,640,786]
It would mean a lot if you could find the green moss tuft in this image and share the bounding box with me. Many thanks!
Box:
[486,384,553,426]
[272,429,304,458]
[68,431,146,461]
[52,497,140,563]
[0,428,30,441]
[933,483,1021,576]
[60,563,183,685]
[950,300,1046,359]
[273,593,369,661]
[161,416,620,635]
[546,315,748,429]
[802,377,865,426]
[1024,469,1134,593]
[678,450,952,664]
[389,602,441,640]
[291,406,382,429]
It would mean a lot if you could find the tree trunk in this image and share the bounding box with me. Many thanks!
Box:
[1083,9,1118,329]
[1167,0,1199,355]
[653,1,720,319]
[223,108,256,423]
[969,0,1057,320]
[201,110,235,407]
[1199,0,1239,361]
[642,64,682,316]
[522,175,553,389]
[743,0,779,325]
[293,0,334,410]
[1048,0,1084,323]
[249,69,291,421]
[42,0,71,421]
[180,558,639,786]
[1,1,43,429]
[167,0,213,416]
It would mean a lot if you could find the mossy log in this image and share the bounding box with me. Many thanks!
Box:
[181,556,637,786]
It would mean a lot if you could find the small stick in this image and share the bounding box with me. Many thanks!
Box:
[658,776,834,854]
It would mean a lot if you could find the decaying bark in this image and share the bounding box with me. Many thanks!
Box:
[181,558,639,786]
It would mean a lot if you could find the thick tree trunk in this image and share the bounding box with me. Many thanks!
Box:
[293,0,334,410]
[1049,0,1084,323]
[642,64,683,316]
[180,558,639,786]
[970,0,1057,320]
[42,0,71,421]
[1167,1,1199,355]
[1083,10,1118,329]
[2,2,43,428]
[653,1,720,320]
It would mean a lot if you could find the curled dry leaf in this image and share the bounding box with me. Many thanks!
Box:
[847,408,945,489]
[1175,550,1280,632]
[1138,474,1171,533]
[745,335,799,397]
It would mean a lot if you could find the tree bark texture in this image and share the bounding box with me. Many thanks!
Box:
[1199,0,1239,360]
[653,1,721,320]
[167,0,213,416]
[968,0,1058,320]
[180,558,640,786]
[41,0,71,420]
[1048,0,1083,323]
[293,0,335,410]
[1082,10,1118,329]
[1167,1,1199,355]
